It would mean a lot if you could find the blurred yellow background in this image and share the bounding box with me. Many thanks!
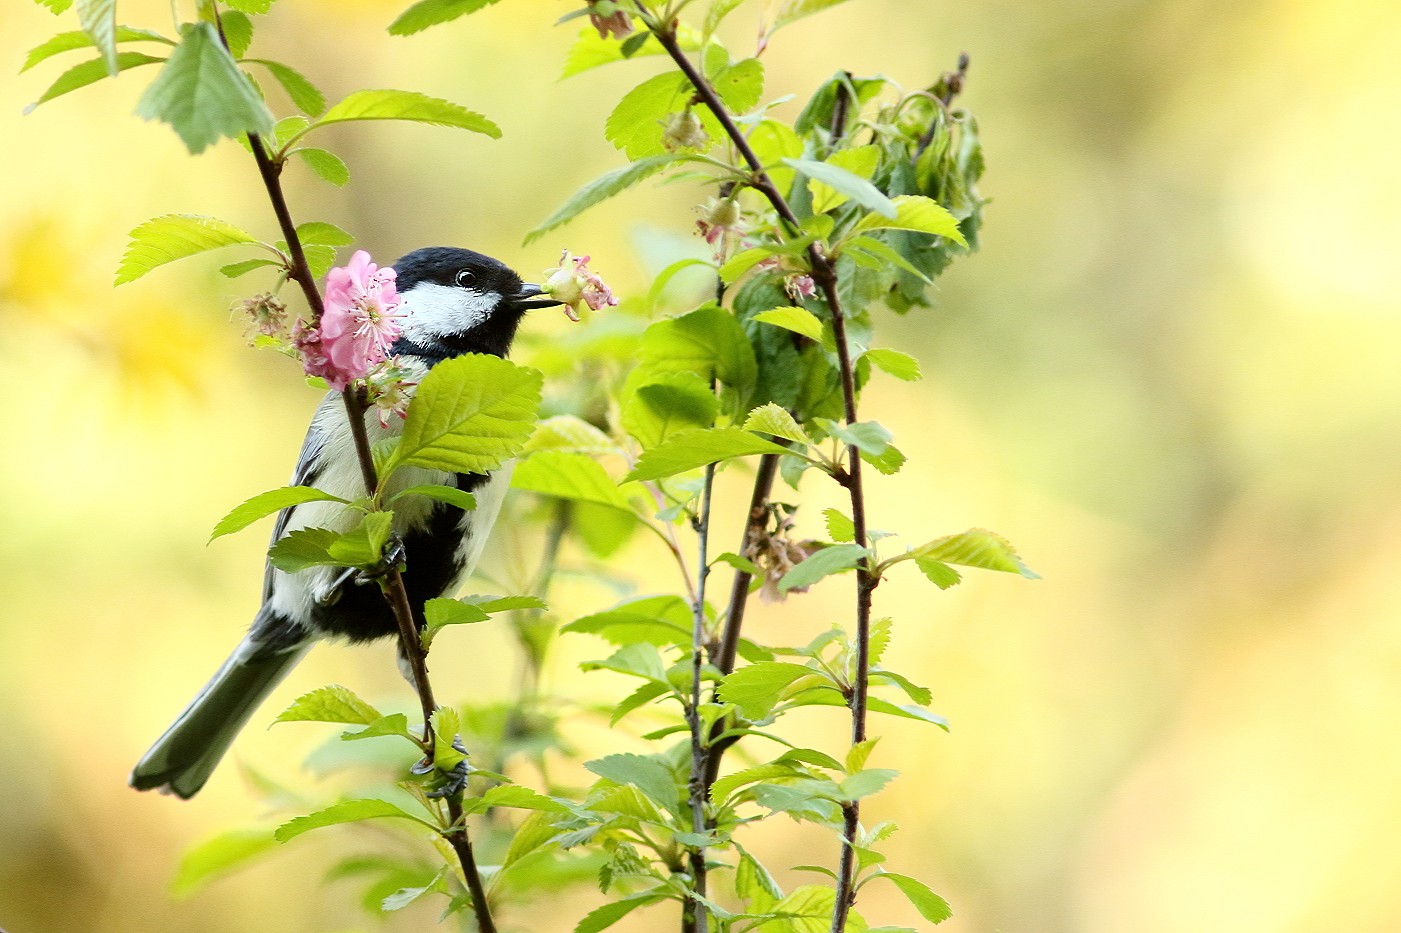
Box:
[4,0,1401,931]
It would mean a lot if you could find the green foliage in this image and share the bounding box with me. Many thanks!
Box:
[274,799,437,842]
[134,22,274,154]
[275,684,383,725]
[210,485,347,541]
[309,89,500,139]
[21,26,171,73]
[115,214,262,285]
[170,829,278,898]
[244,59,325,115]
[524,154,686,244]
[26,51,164,110]
[388,0,504,37]
[624,428,788,483]
[75,0,117,75]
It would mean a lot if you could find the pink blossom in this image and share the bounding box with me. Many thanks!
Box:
[785,273,818,302]
[587,1,633,39]
[542,250,618,322]
[299,250,403,391]
[695,196,747,259]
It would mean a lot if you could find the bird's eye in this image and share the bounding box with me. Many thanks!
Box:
[455,270,476,287]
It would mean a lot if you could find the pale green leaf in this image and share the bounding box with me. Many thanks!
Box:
[388,0,503,36]
[389,483,478,512]
[585,753,681,815]
[783,157,896,218]
[574,895,663,933]
[809,145,879,212]
[864,348,922,381]
[170,829,277,898]
[742,403,810,445]
[512,450,632,511]
[850,195,967,245]
[266,527,340,572]
[779,543,869,593]
[245,59,325,115]
[76,0,117,75]
[21,26,171,72]
[914,556,961,589]
[775,0,857,29]
[134,22,274,154]
[867,873,953,923]
[210,485,345,541]
[274,685,382,726]
[622,371,719,449]
[624,427,788,483]
[388,354,541,476]
[913,529,1038,578]
[606,72,695,158]
[116,214,259,285]
[718,661,815,720]
[274,799,434,842]
[294,147,349,186]
[313,89,500,138]
[753,306,825,341]
[824,507,854,542]
[525,415,618,455]
[220,258,280,278]
[26,51,163,110]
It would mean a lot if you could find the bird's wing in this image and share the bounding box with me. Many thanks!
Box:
[261,393,334,602]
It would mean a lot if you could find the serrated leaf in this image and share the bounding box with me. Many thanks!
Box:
[711,762,805,804]
[21,26,171,73]
[867,873,953,924]
[913,529,1038,578]
[862,443,906,475]
[838,768,897,801]
[26,51,164,110]
[774,0,857,29]
[170,829,277,898]
[35,0,73,13]
[326,510,392,567]
[850,195,967,245]
[243,59,325,115]
[274,799,434,842]
[210,485,346,541]
[313,89,499,138]
[846,737,879,773]
[117,214,260,282]
[512,450,633,511]
[275,684,382,725]
[585,754,681,815]
[624,428,788,483]
[779,543,868,593]
[266,527,341,572]
[718,662,815,720]
[294,147,350,185]
[524,154,683,245]
[431,706,466,770]
[563,595,692,648]
[134,22,274,154]
[388,0,503,36]
[622,371,719,450]
[525,415,618,454]
[753,306,825,341]
[478,784,567,812]
[718,245,779,285]
[341,713,412,741]
[824,508,855,542]
[421,597,491,649]
[462,594,547,613]
[220,11,254,59]
[390,483,478,512]
[823,419,892,456]
[864,348,921,381]
[742,403,810,445]
[387,354,541,476]
[224,0,273,12]
[784,157,895,218]
[636,305,758,405]
[609,681,670,726]
[914,556,961,589]
[220,258,280,278]
[574,895,662,933]
[714,57,764,113]
[842,235,932,283]
[561,23,687,78]
[606,72,693,158]
[382,872,447,912]
[809,145,879,212]
[76,0,117,75]
[872,669,933,706]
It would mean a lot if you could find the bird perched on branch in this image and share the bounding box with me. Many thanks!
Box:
[130,247,565,799]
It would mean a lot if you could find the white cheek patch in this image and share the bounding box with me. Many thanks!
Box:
[398,282,501,342]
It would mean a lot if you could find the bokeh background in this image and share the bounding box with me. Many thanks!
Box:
[4,0,1401,930]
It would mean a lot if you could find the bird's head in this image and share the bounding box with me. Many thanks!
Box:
[389,247,563,361]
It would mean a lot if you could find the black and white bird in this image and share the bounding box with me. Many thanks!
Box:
[131,247,562,799]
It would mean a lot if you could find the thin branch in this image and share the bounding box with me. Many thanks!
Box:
[684,459,717,933]
[644,20,881,933]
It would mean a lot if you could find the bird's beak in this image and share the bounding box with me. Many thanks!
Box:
[512,283,564,311]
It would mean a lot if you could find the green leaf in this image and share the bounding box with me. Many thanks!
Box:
[525,415,619,455]
[752,306,825,342]
[116,214,260,285]
[842,235,932,283]
[422,597,491,648]
[266,527,341,572]
[838,768,897,801]
[274,799,435,842]
[461,593,548,613]
[581,642,669,684]
[274,684,382,725]
[478,784,567,813]
[914,556,961,589]
[862,444,906,476]
[294,147,349,186]
[742,403,809,445]
[809,145,880,212]
[312,89,500,138]
[210,485,346,541]
[20,26,171,73]
[220,258,280,278]
[609,681,670,726]
[850,195,967,245]
[824,508,854,542]
[524,154,683,245]
[705,0,748,36]
[846,737,879,773]
[711,762,805,805]
[561,22,688,78]
[714,57,764,113]
[718,245,779,285]
[382,872,447,912]
[607,72,693,158]
[431,706,466,770]
[220,11,254,59]
[779,543,869,593]
[864,348,921,381]
[387,354,542,476]
[774,0,856,29]
[867,873,953,924]
[326,510,393,567]
[719,662,815,720]
[622,371,719,449]
[624,428,788,483]
[713,551,761,575]
[243,59,325,115]
[341,713,412,741]
[872,669,933,706]
[390,483,478,512]
[574,895,663,933]
[765,884,842,931]
[35,0,73,12]
[134,22,274,154]
[512,450,633,512]
[388,0,503,36]
[224,0,273,11]
[300,243,337,280]
[636,305,758,405]
[913,529,1038,578]
[585,754,680,815]
[868,697,950,729]
[170,829,277,898]
[783,157,896,218]
[76,0,117,75]
[822,419,892,456]
[25,51,164,110]
[563,595,692,648]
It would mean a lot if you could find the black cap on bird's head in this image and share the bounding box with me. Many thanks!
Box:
[389,247,562,361]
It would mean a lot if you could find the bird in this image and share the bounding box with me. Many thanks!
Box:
[130,247,563,799]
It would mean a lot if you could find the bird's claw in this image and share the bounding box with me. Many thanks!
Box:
[355,533,407,584]
[413,735,471,799]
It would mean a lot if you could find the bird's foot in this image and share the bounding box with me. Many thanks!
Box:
[355,533,407,583]
[411,734,471,799]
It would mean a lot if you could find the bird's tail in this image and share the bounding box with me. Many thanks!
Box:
[130,614,311,799]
